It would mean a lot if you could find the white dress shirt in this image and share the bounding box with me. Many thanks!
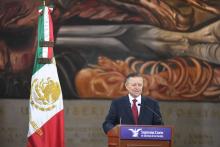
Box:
[128,94,141,115]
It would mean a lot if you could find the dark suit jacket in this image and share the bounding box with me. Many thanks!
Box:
[102,96,163,134]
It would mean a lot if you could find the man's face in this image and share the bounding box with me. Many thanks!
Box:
[125,76,143,98]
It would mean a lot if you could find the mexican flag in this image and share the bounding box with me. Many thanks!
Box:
[27,4,65,147]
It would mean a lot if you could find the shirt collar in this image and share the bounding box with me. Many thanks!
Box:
[128,94,141,105]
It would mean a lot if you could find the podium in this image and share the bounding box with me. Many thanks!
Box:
[107,125,173,147]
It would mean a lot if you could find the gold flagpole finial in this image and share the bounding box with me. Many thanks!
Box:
[43,0,46,6]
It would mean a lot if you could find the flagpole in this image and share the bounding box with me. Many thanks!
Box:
[38,0,54,64]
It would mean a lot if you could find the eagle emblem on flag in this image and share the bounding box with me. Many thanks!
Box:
[31,77,61,111]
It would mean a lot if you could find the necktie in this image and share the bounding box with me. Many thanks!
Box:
[132,99,138,124]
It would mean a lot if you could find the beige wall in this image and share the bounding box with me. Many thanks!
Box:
[0,99,220,147]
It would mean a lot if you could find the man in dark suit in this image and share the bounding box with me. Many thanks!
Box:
[102,72,163,134]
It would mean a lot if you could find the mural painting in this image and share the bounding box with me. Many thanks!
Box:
[0,0,220,101]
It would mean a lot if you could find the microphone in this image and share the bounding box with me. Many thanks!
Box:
[138,103,164,125]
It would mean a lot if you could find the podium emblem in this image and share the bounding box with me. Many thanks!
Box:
[128,128,142,137]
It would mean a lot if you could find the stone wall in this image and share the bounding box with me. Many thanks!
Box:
[0,99,220,147]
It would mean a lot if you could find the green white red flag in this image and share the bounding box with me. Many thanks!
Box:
[27,4,65,147]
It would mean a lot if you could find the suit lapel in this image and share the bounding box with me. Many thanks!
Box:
[138,97,150,124]
[123,97,135,124]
